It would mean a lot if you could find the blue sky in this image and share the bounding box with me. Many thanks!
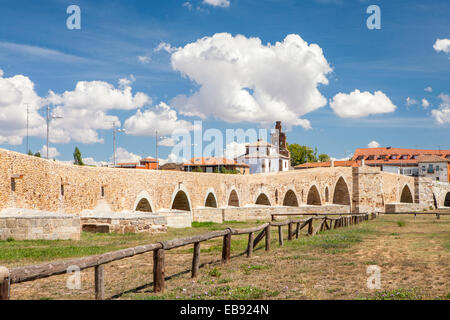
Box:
[0,0,449,164]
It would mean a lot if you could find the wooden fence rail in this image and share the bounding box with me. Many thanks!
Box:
[0,213,376,300]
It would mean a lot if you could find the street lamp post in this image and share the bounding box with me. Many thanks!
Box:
[46,104,63,159]
[112,121,126,167]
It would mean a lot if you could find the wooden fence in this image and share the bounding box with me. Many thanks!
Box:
[0,212,376,300]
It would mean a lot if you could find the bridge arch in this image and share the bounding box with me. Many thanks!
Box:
[255,193,271,206]
[283,189,299,207]
[445,192,450,207]
[332,177,351,205]
[133,191,154,213]
[227,188,240,207]
[171,186,192,212]
[325,186,329,203]
[204,189,218,208]
[400,184,413,203]
[306,185,321,206]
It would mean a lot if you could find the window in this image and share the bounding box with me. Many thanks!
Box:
[11,178,15,192]
[101,186,105,197]
[61,185,64,196]
[427,164,434,173]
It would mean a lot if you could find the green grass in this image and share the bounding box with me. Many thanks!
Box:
[397,220,406,227]
[368,288,422,300]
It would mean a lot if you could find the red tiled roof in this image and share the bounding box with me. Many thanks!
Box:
[183,157,249,167]
[416,155,450,163]
[295,160,359,169]
[352,147,450,160]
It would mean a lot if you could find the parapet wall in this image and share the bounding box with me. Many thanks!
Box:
[1,148,448,221]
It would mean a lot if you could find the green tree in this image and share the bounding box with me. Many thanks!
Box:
[192,166,203,172]
[318,154,330,162]
[73,147,84,166]
[287,143,317,166]
[27,150,33,156]
[34,152,41,158]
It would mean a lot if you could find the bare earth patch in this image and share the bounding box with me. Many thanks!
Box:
[4,215,449,300]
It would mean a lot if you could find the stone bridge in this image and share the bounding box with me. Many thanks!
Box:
[1,148,449,239]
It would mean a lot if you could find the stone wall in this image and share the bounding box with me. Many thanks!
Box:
[193,204,350,223]
[0,210,80,240]
[1,148,448,227]
[80,215,167,234]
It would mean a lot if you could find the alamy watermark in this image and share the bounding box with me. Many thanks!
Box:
[66,265,81,290]
[66,5,81,30]
[366,265,381,289]
[366,5,381,30]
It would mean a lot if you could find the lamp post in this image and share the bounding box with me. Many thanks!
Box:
[46,104,63,159]
[112,121,126,167]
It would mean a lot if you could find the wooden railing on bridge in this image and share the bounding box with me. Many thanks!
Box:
[0,212,377,300]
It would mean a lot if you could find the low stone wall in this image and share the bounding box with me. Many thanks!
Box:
[163,210,192,228]
[0,210,80,240]
[192,204,351,223]
[385,203,430,213]
[80,215,167,234]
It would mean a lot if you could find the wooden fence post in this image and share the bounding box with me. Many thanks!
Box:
[192,242,200,278]
[153,248,165,293]
[0,267,10,300]
[247,232,254,258]
[265,225,271,251]
[95,265,104,300]
[288,223,293,241]
[295,223,300,239]
[308,219,313,235]
[222,233,231,264]
[278,226,284,246]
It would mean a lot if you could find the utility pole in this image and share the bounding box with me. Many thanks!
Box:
[112,121,125,167]
[46,104,62,159]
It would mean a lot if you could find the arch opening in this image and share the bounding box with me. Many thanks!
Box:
[135,198,152,213]
[228,190,239,207]
[205,192,218,208]
[307,185,321,206]
[400,185,413,203]
[172,190,191,211]
[283,190,299,207]
[255,193,271,206]
[325,187,329,203]
[445,192,450,207]
[332,177,351,205]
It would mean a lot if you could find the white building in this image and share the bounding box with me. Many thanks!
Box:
[237,139,290,174]
[417,155,449,182]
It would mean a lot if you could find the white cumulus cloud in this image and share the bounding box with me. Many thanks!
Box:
[112,147,142,164]
[421,98,430,108]
[46,78,151,144]
[424,86,433,93]
[124,102,196,136]
[0,69,46,145]
[433,38,450,54]
[406,97,418,106]
[330,89,397,118]
[39,145,60,159]
[170,33,332,129]
[367,140,380,148]
[431,93,450,124]
[203,0,230,7]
